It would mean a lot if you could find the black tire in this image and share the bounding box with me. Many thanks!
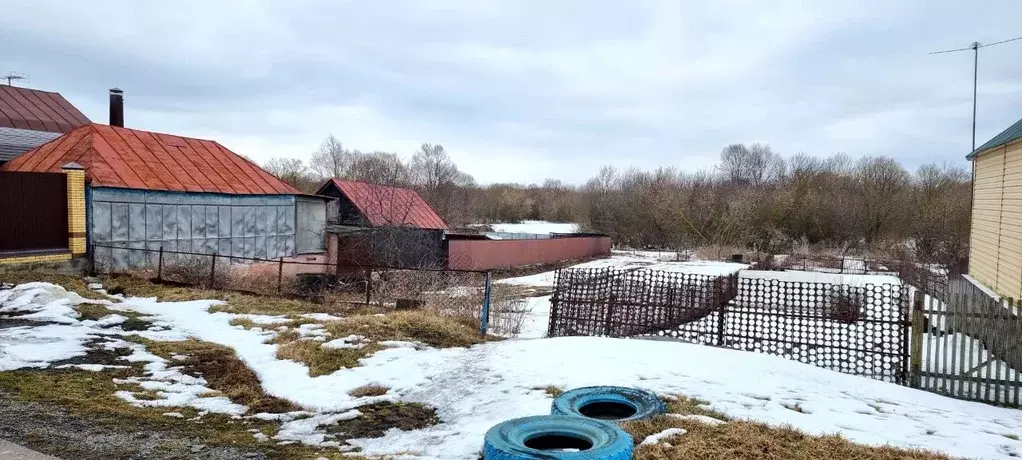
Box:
[482,415,632,460]
[551,386,666,423]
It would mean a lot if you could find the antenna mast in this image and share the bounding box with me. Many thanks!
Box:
[931,35,1022,152]
[1,71,29,87]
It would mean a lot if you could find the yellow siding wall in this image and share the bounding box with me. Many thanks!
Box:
[970,139,1022,299]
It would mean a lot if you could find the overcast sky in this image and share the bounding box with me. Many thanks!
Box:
[3,1,1021,184]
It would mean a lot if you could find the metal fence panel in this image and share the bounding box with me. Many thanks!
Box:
[0,171,68,253]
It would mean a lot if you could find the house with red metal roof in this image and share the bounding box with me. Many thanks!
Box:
[1,90,327,269]
[0,84,91,163]
[316,179,448,230]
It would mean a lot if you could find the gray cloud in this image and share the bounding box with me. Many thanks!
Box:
[2,0,1020,184]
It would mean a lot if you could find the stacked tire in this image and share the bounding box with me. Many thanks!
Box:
[481,386,665,459]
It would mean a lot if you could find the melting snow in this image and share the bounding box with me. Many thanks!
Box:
[640,427,686,446]
[5,281,1022,459]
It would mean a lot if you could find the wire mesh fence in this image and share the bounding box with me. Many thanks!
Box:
[549,267,909,383]
[90,243,535,337]
[548,268,738,338]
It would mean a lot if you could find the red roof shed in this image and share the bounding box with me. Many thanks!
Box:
[317,179,448,230]
[1,123,298,195]
[0,85,90,133]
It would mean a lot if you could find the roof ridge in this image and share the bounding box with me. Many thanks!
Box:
[971,116,1022,158]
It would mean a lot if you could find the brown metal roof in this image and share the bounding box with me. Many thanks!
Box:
[318,179,448,230]
[0,86,90,133]
[1,124,299,195]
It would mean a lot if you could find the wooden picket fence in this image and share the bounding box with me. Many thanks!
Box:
[911,275,1022,406]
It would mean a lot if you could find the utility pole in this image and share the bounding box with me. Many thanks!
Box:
[931,36,1022,153]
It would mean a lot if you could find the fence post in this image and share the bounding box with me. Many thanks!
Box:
[364,268,373,306]
[277,257,284,294]
[480,271,492,337]
[210,252,217,289]
[157,246,164,281]
[547,269,560,337]
[715,278,727,346]
[910,292,925,388]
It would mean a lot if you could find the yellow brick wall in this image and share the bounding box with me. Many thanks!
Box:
[0,253,72,265]
[65,168,87,255]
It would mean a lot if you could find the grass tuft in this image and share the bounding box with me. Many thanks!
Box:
[276,340,383,377]
[72,304,153,330]
[325,402,439,439]
[535,386,563,398]
[349,384,389,398]
[323,310,493,349]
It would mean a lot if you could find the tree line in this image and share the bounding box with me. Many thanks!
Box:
[265,138,971,266]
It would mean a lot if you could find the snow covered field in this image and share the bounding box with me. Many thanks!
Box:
[4,281,1022,459]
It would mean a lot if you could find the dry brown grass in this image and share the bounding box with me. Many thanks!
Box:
[127,337,298,414]
[536,386,563,398]
[104,275,346,316]
[628,419,951,460]
[324,402,439,439]
[0,370,348,459]
[623,395,950,460]
[323,310,493,348]
[275,340,384,377]
[349,384,390,398]
[268,329,302,344]
[72,304,153,331]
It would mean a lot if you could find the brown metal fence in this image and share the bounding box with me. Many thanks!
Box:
[549,267,910,384]
[0,171,68,254]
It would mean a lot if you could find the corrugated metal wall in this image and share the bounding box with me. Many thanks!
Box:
[296,196,327,254]
[970,139,1022,299]
[91,187,297,270]
[447,236,611,271]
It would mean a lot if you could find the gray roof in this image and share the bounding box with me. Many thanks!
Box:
[0,127,62,162]
[969,116,1022,159]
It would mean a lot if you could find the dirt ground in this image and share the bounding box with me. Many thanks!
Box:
[0,390,267,460]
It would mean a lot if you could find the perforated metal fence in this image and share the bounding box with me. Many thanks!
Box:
[549,268,910,383]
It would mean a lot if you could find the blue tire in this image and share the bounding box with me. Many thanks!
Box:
[482,415,632,460]
[551,386,666,423]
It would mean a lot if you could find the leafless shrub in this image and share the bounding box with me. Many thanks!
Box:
[826,288,864,324]
[159,254,232,289]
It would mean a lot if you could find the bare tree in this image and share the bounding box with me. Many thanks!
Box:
[309,134,351,179]
[264,157,316,191]
[719,143,783,185]
[410,143,476,225]
[347,151,411,186]
[855,156,911,243]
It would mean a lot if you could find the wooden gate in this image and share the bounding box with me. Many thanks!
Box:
[913,275,1022,406]
[0,171,68,254]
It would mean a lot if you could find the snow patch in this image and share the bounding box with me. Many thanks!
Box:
[322,335,368,350]
[641,427,686,446]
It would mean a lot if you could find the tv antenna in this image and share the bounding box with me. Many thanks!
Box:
[931,35,1022,152]
[1,71,29,87]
